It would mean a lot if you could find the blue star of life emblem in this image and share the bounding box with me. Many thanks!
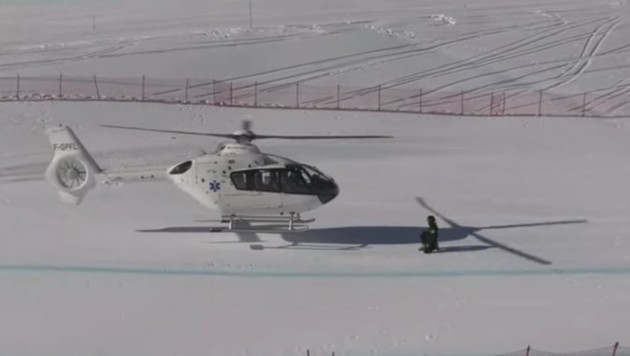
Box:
[209,180,221,192]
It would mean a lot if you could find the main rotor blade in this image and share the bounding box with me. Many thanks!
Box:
[479,220,587,230]
[255,134,393,140]
[101,124,234,139]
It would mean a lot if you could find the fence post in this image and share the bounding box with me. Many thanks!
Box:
[306,350,310,356]
[296,82,300,108]
[460,89,464,115]
[490,91,494,116]
[612,342,619,356]
[58,73,63,98]
[337,84,341,109]
[93,74,101,100]
[419,88,423,113]
[502,92,506,115]
[141,75,145,101]
[525,345,531,356]
[378,85,382,111]
[582,92,587,117]
[184,78,189,102]
[229,82,233,105]
[16,73,20,100]
[538,90,543,116]
[254,81,258,106]
[212,79,216,105]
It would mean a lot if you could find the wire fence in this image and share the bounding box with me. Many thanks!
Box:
[301,343,630,356]
[1,74,630,118]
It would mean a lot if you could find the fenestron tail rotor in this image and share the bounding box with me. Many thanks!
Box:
[102,121,392,144]
[56,158,88,189]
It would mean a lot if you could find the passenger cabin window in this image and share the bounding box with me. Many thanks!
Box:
[255,170,280,192]
[231,169,282,193]
[231,171,255,190]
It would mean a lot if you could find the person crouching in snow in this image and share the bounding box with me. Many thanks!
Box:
[420,215,439,253]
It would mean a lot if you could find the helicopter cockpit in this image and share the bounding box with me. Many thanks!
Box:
[230,163,338,204]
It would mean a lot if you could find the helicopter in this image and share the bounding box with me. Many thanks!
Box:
[45,121,391,232]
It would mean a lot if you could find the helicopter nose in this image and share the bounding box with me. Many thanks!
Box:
[317,180,339,205]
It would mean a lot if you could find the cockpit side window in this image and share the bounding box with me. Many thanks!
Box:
[280,167,311,194]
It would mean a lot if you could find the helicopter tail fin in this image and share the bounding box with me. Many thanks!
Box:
[45,125,103,205]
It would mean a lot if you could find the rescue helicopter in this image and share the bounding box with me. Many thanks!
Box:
[45,121,391,232]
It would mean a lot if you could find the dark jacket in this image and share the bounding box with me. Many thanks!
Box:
[421,221,439,252]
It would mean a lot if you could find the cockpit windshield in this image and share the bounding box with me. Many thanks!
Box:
[299,165,334,183]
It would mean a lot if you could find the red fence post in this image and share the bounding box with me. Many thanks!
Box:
[612,342,619,356]
[16,73,20,100]
[229,82,233,106]
[254,81,258,106]
[582,92,587,117]
[419,88,423,113]
[58,73,63,98]
[212,79,216,105]
[337,84,341,109]
[538,90,543,116]
[93,74,101,100]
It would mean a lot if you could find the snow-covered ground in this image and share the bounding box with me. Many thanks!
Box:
[1,1,630,355]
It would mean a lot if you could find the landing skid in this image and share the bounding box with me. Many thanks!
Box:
[209,225,309,233]
[208,214,314,233]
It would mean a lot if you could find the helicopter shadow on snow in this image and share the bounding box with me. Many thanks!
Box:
[137,220,585,257]
[277,220,584,255]
[135,198,587,264]
[137,224,492,251]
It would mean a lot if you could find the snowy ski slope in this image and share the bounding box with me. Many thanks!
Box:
[1,0,630,355]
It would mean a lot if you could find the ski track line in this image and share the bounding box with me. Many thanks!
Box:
[101,25,361,64]
[2,264,630,279]
[0,44,129,71]
[312,16,610,107]
[378,16,612,92]
[193,21,553,100]
[259,22,561,105]
[374,16,621,110]
[545,17,621,91]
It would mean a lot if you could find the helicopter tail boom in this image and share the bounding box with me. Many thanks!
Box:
[45,125,103,205]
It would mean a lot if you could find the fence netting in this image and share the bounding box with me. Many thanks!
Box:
[493,345,630,356]
[1,74,630,118]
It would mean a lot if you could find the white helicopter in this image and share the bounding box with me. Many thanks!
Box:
[45,121,391,232]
